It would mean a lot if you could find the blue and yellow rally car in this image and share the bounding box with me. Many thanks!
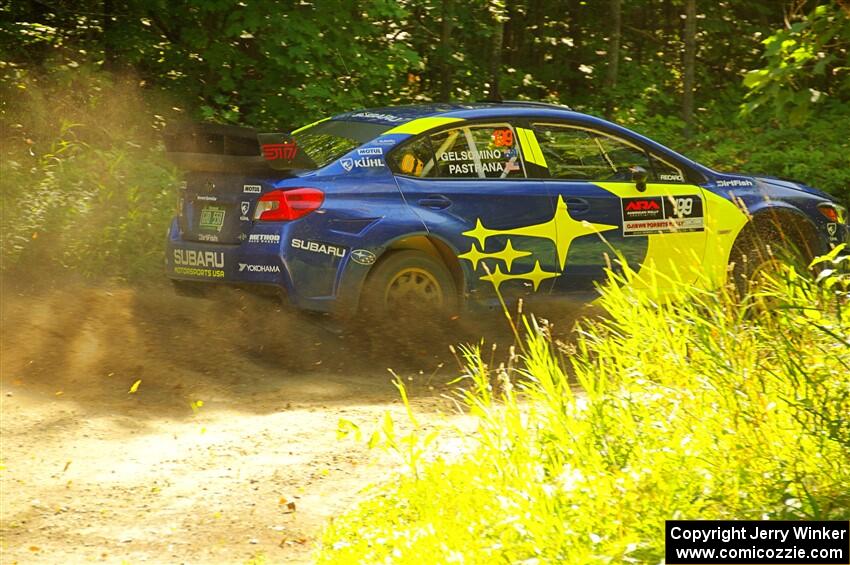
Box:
[165,102,848,316]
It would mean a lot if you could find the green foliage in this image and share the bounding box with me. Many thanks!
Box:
[742,1,850,125]
[318,257,850,563]
[1,0,423,129]
[0,67,179,279]
[2,1,849,280]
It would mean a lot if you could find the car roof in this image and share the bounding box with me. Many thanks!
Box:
[330,102,716,181]
[331,101,581,126]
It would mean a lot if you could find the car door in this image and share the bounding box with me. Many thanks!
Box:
[390,121,561,303]
[524,121,709,292]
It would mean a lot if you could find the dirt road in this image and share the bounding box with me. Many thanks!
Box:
[0,282,482,564]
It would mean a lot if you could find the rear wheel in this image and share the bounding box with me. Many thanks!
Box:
[361,250,458,319]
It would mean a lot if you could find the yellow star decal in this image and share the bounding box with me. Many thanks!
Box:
[481,260,560,292]
[461,195,618,269]
[459,239,532,270]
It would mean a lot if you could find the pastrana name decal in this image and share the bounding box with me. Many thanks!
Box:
[621,195,704,237]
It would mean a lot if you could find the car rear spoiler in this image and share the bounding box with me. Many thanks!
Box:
[163,122,316,173]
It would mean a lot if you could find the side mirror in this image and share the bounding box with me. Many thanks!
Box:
[630,165,648,192]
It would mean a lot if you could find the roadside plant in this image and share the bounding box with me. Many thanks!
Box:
[318,248,850,563]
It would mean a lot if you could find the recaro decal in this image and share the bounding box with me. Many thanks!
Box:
[459,195,617,291]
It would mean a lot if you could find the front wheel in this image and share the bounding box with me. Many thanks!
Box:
[728,221,812,298]
[360,250,459,319]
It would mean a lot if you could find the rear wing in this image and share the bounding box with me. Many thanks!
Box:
[163,122,316,173]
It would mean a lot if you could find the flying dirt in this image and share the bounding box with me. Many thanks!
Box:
[0,279,511,564]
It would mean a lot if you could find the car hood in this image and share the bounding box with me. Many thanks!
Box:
[751,175,836,201]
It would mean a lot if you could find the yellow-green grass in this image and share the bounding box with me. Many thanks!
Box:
[318,248,850,564]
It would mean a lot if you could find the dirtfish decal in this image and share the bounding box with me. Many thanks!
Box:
[459,195,618,291]
[716,178,755,188]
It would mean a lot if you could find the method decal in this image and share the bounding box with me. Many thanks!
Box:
[248,233,281,244]
[621,194,704,236]
[460,195,618,290]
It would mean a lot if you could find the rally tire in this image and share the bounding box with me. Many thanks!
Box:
[728,220,812,298]
[360,250,459,319]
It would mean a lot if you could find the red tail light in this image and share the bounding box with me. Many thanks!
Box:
[254,188,324,221]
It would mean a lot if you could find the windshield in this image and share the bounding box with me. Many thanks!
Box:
[291,120,393,168]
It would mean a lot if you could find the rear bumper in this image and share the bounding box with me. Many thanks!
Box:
[164,218,364,315]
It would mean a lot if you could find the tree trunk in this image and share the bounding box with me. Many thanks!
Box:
[439,0,454,102]
[682,0,696,137]
[488,1,505,101]
[103,0,117,72]
[604,0,622,89]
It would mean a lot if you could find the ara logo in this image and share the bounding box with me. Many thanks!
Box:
[238,263,281,273]
[350,249,377,265]
[626,200,660,212]
[240,201,250,220]
[357,147,383,156]
[827,223,838,237]
[341,158,354,172]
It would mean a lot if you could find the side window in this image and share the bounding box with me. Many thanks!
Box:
[431,124,525,179]
[594,134,652,181]
[531,123,684,183]
[390,136,435,178]
[649,154,685,183]
[531,125,613,180]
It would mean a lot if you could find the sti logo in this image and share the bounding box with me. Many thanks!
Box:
[626,200,661,211]
[262,142,298,161]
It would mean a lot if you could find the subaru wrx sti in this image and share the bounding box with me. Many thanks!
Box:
[165,102,848,316]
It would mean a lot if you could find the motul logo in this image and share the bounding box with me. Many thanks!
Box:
[626,200,660,211]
